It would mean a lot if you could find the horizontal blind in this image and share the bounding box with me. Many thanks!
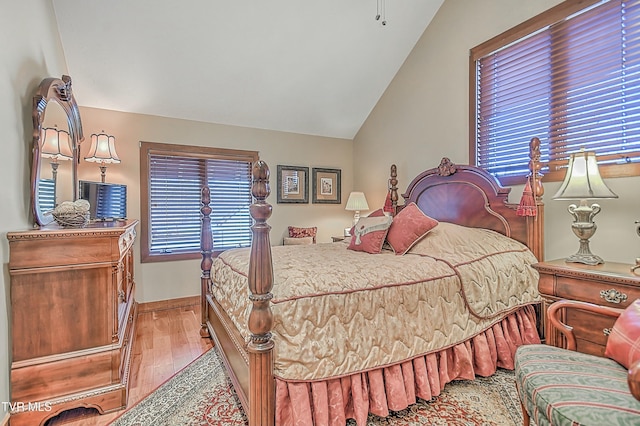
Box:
[148,154,253,255]
[207,159,253,250]
[474,0,640,181]
[149,155,203,254]
[38,178,55,213]
[476,28,552,178]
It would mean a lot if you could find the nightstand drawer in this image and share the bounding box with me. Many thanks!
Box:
[555,276,640,308]
[567,309,615,345]
[533,259,640,357]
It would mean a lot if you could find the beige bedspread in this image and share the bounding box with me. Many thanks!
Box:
[211,222,540,381]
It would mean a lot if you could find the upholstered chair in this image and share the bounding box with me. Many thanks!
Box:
[515,300,640,426]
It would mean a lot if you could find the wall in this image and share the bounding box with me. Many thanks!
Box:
[0,0,69,419]
[77,107,353,302]
[354,0,640,264]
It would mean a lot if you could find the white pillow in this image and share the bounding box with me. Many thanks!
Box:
[283,236,314,246]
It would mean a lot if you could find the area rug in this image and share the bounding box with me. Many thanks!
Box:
[110,347,524,425]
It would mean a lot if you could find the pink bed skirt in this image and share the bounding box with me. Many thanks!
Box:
[275,304,540,426]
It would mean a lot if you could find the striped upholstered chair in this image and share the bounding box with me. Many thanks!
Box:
[515,300,640,426]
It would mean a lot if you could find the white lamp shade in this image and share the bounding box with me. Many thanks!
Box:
[40,127,73,160]
[85,132,121,164]
[345,191,369,211]
[553,150,618,200]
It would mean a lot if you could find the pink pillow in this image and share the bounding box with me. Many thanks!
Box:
[605,298,640,369]
[288,226,317,243]
[348,216,392,254]
[386,203,438,255]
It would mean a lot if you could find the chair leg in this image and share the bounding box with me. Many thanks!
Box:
[520,400,530,426]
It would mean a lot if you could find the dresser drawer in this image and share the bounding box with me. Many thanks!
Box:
[555,276,640,308]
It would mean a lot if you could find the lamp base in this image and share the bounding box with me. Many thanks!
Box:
[352,211,361,227]
[564,201,605,266]
[565,251,604,266]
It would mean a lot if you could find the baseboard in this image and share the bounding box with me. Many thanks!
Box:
[1,411,9,426]
[137,295,200,313]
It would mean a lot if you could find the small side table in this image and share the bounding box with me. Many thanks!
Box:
[533,259,640,357]
[331,236,346,242]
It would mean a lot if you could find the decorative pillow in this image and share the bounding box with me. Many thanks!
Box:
[367,208,386,217]
[386,202,439,255]
[283,236,314,246]
[347,215,393,254]
[288,226,317,243]
[605,298,640,369]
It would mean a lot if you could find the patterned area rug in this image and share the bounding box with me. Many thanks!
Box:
[110,347,524,425]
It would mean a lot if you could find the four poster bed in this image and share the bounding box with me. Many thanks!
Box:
[199,139,545,426]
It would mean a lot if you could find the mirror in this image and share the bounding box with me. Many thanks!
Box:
[31,75,84,226]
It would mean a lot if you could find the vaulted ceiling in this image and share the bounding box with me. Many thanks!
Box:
[52,0,444,139]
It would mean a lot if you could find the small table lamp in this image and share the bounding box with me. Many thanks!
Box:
[345,191,369,226]
[41,126,73,205]
[84,131,121,182]
[553,149,618,265]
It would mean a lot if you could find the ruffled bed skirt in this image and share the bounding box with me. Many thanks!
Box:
[275,305,540,426]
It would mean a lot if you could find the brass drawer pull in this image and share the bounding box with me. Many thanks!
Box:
[600,288,628,304]
[603,328,612,336]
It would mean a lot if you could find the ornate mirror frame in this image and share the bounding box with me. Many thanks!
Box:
[31,75,84,226]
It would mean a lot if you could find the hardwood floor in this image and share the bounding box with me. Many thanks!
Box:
[45,304,213,426]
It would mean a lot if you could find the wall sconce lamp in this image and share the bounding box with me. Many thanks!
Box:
[553,149,618,265]
[84,131,120,183]
[41,126,73,181]
[345,191,369,226]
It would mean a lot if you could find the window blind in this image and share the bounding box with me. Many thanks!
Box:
[472,0,640,183]
[141,143,257,262]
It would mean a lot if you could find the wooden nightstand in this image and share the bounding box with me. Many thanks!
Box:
[533,259,640,357]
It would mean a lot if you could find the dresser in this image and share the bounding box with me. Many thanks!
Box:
[533,259,640,357]
[7,220,138,426]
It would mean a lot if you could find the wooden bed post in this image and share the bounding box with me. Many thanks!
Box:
[389,164,398,215]
[526,137,545,261]
[200,186,212,338]
[247,161,275,426]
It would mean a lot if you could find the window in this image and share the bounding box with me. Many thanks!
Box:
[140,142,258,262]
[470,0,640,185]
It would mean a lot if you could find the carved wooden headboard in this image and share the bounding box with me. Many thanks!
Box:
[390,152,544,260]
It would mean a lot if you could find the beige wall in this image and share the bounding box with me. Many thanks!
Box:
[354,0,640,264]
[77,107,353,302]
[0,0,69,417]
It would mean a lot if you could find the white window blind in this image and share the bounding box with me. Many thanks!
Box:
[140,142,257,262]
[472,0,640,183]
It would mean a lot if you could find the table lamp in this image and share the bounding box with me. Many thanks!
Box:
[553,149,618,265]
[84,131,121,182]
[345,191,369,226]
[40,126,73,205]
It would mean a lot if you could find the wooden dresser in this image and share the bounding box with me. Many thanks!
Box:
[7,220,138,426]
[533,259,640,357]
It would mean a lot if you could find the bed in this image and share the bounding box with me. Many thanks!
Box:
[199,139,545,426]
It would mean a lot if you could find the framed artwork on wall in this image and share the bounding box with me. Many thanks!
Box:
[312,167,341,204]
[277,165,309,203]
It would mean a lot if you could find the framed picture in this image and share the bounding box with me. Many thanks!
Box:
[312,168,341,204]
[277,165,309,203]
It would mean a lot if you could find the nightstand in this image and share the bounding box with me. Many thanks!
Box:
[533,259,640,357]
[331,236,346,242]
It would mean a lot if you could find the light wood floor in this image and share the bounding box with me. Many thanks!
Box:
[46,304,213,426]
